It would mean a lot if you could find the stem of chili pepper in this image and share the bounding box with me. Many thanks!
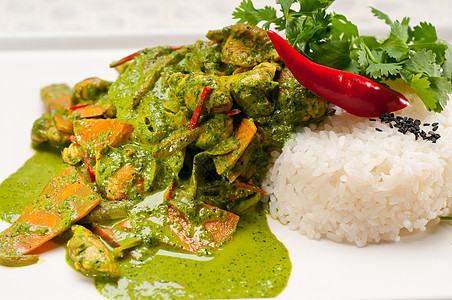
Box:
[110,51,140,68]
[188,86,211,130]
[267,30,410,117]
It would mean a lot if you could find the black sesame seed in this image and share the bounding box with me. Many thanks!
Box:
[374,113,440,143]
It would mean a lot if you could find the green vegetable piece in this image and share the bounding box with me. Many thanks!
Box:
[0,249,39,267]
[66,225,120,278]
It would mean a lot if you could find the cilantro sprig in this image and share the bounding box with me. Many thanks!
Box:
[232,0,452,112]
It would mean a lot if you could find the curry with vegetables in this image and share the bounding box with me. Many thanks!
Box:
[0,24,328,298]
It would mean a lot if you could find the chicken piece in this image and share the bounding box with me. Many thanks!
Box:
[171,73,233,114]
[276,66,329,124]
[72,77,111,103]
[31,113,72,149]
[103,164,144,201]
[227,62,279,117]
[40,83,73,111]
[195,114,234,150]
[62,142,84,165]
[206,24,280,67]
[66,225,119,277]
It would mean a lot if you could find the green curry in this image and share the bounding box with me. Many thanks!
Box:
[0,24,329,298]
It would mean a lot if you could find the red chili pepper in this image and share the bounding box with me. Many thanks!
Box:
[165,182,176,201]
[83,155,96,183]
[225,109,241,117]
[70,135,79,145]
[188,86,211,130]
[232,182,267,194]
[110,51,140,68]
[207,40,218,46]
[267,30,409,117]
[69,103,91,110]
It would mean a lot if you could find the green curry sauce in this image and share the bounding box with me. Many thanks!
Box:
[0,24,333,299]
[0,151,291,299]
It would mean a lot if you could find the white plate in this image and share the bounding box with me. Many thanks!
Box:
[1,35,452,300]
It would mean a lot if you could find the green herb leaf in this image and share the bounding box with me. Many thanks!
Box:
[232,0,452,112]
[370,7,392,25]
[413,22,438,43]
[405,73,439,111]
[404,48,441,77]
[366,62,402,79]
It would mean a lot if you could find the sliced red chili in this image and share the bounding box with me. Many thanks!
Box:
[69,103,91,110]
[70,135,79,145]
[225,109,241,117]
[110,51,140,68]
[165,182,176,201]
[188,86,211,131]
[207,40,218,46]
[83,154,96,183]
[267,30,409,117]
[232,182,267,194]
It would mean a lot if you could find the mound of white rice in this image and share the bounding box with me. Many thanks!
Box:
[262,90,452,247]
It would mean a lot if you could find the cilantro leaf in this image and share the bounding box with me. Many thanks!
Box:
[330,14,359,41]
[232,0,279,30]
[370,7,393,25]
[404,48,441,77]
[430,76,452,110]
[443,45,452,77]
[366,62,402,79]
[309,39,351,69]
[298,0,334,13]
[413,22,438,43]
[404,73,439,111]
[232,0,452,112]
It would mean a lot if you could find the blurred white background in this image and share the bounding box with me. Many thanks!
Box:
[0,0,451,37]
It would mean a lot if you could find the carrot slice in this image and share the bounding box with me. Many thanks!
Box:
[71,104,114,119]
[213,118,257,175]
[73,119,133,157]
[116,218,132,230]
[0,168,102,255]
[89,224,121,247]
[167,203,239,253]
[201,204,240,244]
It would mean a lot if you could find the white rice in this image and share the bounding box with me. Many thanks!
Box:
[262,90,452,247]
